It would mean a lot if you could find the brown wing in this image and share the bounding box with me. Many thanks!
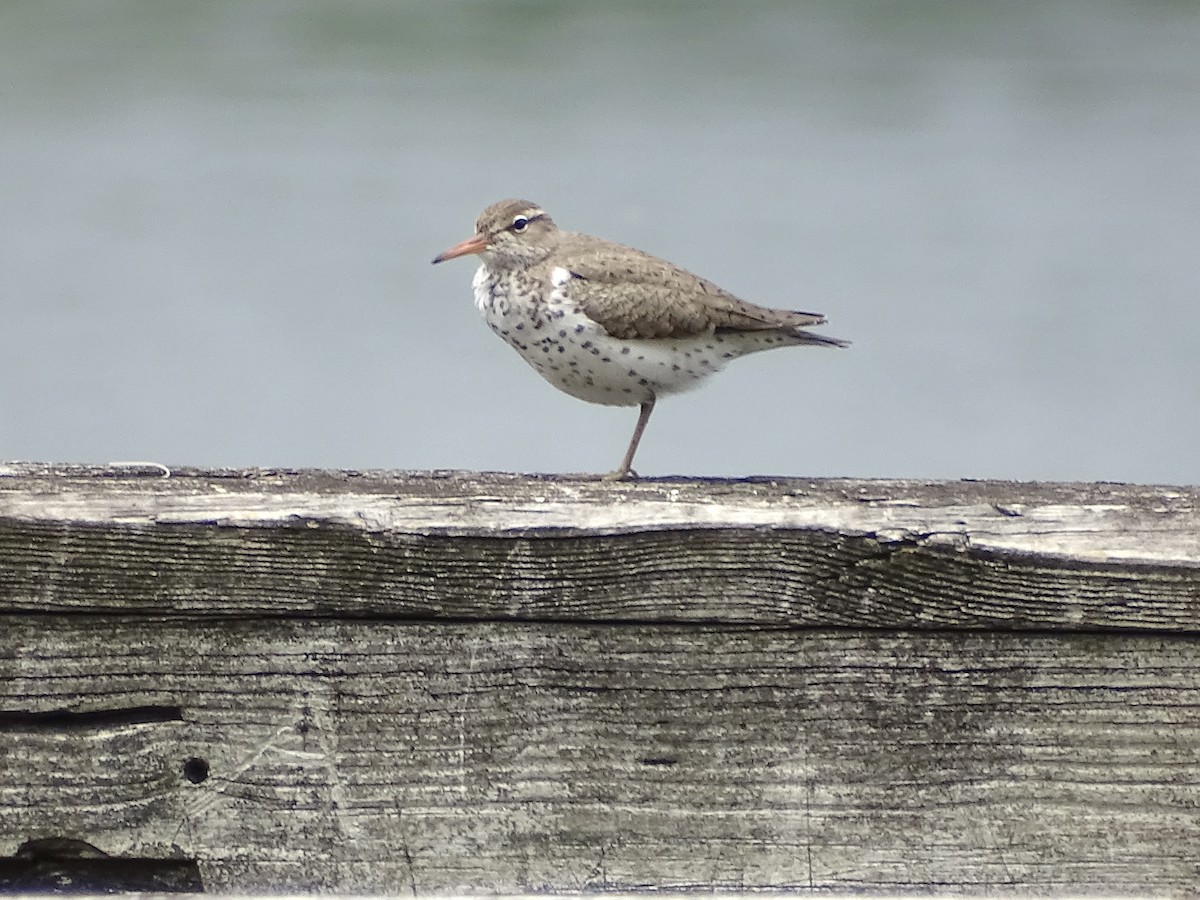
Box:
[553,235,827,341]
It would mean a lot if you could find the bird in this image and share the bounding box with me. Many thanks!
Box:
[432,199,848,479]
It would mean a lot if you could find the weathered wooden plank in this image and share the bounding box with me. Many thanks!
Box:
[2,618,1199,892]
[2,465,1200,892]
[1,466,1198,629]
[2,464,1197,559]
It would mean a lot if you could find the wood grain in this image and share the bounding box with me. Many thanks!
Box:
[1,466,1199,892]
[0,465,1197,628]
[4,618,1200,893]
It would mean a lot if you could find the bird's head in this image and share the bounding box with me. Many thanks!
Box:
[432,199,559,269]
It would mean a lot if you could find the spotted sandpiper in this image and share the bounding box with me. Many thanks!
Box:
[432,199,848,479]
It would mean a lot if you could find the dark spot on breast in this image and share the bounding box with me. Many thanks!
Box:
[558,329,567,337]
[515,323,525,331]
[574,324,586,334]
[722,352,734,359]
[672,364,681,371]
[580,341,593,349]
[620,347,630,355]
[637,378,649,386]
[601,356,612,363]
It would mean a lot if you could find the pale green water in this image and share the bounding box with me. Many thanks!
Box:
[2,1,1198,482]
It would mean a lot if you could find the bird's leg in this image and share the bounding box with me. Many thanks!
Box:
[604,397,656,481]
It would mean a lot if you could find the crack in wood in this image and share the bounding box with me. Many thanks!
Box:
[0,705,183,729]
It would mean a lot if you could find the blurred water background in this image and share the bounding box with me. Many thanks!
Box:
[2,1,1197,483]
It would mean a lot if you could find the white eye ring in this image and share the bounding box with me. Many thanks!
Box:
[511,216,529,232]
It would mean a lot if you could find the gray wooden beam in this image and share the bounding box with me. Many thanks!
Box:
[0,465,1198,893]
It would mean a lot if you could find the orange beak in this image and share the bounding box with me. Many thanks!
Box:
[431,232,488,264]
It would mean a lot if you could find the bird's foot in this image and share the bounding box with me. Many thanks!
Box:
[601,467,639,482]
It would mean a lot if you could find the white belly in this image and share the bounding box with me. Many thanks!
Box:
[472,264,748,407]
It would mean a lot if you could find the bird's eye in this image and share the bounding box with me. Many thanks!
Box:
[511,216,529,232]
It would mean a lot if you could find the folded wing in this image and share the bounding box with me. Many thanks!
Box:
[555,237,829,341]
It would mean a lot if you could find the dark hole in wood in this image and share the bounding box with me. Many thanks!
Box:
[0,705,183,729]
[183,756,210,784]
[0,838,203,893]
